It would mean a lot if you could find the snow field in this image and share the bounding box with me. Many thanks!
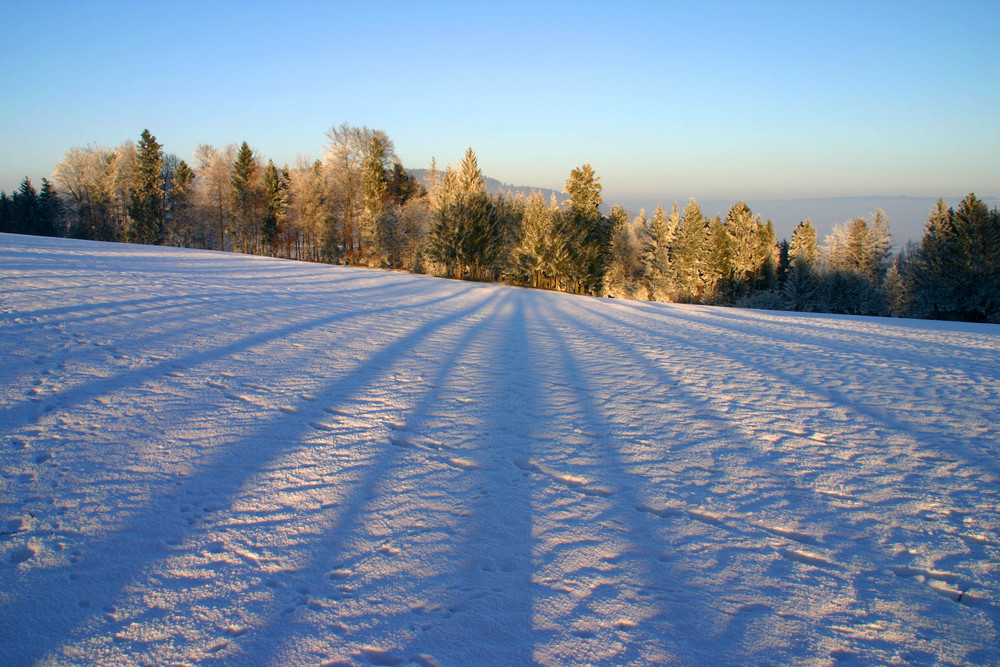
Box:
[1,233,999,666]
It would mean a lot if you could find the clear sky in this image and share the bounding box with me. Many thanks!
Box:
[2,0,998,213]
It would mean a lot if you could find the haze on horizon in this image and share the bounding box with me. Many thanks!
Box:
[2,0,997,237]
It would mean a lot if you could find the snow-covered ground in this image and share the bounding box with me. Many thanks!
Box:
[2,233,999,666]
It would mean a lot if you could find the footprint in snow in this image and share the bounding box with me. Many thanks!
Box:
[10,546,36,564]
[635,503,684,519]
[891,565,970,602]
[358,647,405,666]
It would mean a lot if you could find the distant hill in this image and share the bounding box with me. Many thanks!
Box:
[408,168,564,206]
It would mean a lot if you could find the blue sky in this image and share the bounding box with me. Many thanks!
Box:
[2,0,998,217]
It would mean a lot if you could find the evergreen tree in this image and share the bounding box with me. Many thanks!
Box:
[12,177,39,235]
[387,162,422,206]
[0,192,10,233]
[561,163,608,294]
[37,178,62,237]
[127,129,165,245]
[167,159,197,247]
[260,160,287,256]
[909,194,1000,322]
[705,214,734,303]
[361,135,390,263]
[757,219,779,291]
[230,141,260,254]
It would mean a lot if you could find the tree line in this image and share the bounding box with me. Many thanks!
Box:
[2,126,997,323]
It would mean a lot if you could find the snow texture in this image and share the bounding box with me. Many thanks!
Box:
[2,233,999,666]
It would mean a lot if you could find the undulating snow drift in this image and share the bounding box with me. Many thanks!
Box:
[2,233,999,666]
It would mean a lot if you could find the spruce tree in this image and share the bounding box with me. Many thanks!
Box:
[361,136,389,262]
[127,129,165,245]
[0,192,10,234]
[561,163,608,294]
[231,141,259,254]
[37,178,62,237]
[260,160,286,256]
[12,177,39,236]
[168,160,196,247]
[909,194,1000,322]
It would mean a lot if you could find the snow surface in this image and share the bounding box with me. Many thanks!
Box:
[2,233,999,666]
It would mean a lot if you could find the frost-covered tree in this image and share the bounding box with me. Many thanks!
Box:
[704,214,734,302]
[427,148,520,281]
[821,209,892,315]
[672,198,708,302]
[193,143,236,251]
[789,219,818,267]
[643,202,679,301]
[324,123,396,261]
[604,206,645,299]
[53,145,118,241]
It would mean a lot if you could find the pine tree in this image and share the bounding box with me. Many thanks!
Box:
[126,129,165,245]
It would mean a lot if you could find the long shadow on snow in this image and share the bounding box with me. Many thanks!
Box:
[219,288,539,666]
[620,300,1000,396]
[573,298,1000,486]
[544,294,858,663]
[549,295,1000,660]
[524,292,728,664]
[0,281,496,664]
[0,276,459,432]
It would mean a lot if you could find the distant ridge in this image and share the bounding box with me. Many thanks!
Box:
[408,168,564,206]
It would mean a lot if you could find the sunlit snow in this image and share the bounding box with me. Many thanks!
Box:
[2,234,998,665]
